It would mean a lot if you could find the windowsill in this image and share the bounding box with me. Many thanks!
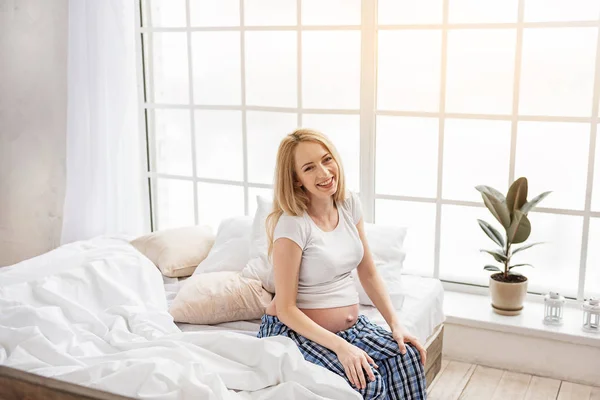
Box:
[443,290,600,348]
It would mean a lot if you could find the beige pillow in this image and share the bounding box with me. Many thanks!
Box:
[169,271,273,324]
[131,226,215,278]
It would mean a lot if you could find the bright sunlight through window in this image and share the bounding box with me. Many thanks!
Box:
[138,0,600,301]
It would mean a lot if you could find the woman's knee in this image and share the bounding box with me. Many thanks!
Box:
[405,343,424,366]
[395,345,427,386]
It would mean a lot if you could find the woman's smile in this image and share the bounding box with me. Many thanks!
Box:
[317,176,335,189]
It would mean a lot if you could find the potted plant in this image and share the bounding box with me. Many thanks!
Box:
[476,177,551,316]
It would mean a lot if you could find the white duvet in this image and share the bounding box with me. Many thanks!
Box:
[0,236,360,400]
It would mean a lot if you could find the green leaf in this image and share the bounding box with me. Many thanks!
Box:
[481,192,511,229]
[484,265,502,272]
[508,263,533,270]
[507,210,531,244]
[475,185,506,203]
[477,219,505,248]
[520,191,552,215]
[480,249,508,263]
[507,177,528,215]
[512,242,544,255]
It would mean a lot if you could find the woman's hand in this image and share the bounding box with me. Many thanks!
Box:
[334,341,379,390]
[391,324,427,366]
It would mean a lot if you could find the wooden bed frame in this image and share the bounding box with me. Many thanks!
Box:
[424,324,444,389]
[0,365,134,400]
[0,325,443,399]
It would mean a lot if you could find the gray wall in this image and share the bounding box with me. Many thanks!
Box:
[0,0,68,266]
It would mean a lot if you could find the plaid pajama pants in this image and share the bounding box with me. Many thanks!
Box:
[257,314,427,400]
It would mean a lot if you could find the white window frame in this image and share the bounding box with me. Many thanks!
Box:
[135,0,600,301]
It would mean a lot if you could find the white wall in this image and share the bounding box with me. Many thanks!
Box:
[443,323,600,387]
[0,0,68,266]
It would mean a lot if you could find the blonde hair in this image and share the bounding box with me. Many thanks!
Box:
[266,129,347,259]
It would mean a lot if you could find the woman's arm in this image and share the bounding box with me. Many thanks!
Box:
[355,219,427,364]
[354,219,400,329]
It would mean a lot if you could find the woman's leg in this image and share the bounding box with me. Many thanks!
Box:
[297,336,386,399]
[375,347,425,400]
[344,316,427,400]
[257,315,387,400]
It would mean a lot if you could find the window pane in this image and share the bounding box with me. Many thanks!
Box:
[515,122,590,210]
[302,31,361,110]
[446,30,516,115]
[441,206,583,296]
[244,0,296,26]
[197,183,245,232]
[448,0,518,23]
[302,114,360,192]
[375,200,436,277]
[593,125,600,212]
[245,32,297,107]
[519,28,597,117]
[519,212,583,297]
[302,0,361,25]
[524,0,600,22]
[378,0,443,25]
[190,0,239,27]
[585,217,600,298]
[376,116,438,198]
[146,33,189,104]
[247,111,298,184]
[443,119,511,202]
[440,204,504,286]
[192,32,241,105]
[143,0,186,27]
[249,187,274,216]
[378,31,442,112]
[156,178,195,230]
[195,110,243,181]
[153,109,192,176]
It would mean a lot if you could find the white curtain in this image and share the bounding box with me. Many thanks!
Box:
[61,0,148,244]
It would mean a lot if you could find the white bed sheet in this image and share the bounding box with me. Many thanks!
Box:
[165,274,445,344]
[0,236,361,400]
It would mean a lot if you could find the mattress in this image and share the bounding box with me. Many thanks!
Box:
[164,274,445,344]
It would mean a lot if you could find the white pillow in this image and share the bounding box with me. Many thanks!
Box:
[130,226,214,278]
[364,223,407,271]
[249,195,272,259]
[169,271,272,324]
[352,266,405,309]
[193,216,253,275]
[246,195,407,308]
[353,223,407,308]
[241,196,275,292]
[241,253,276,294]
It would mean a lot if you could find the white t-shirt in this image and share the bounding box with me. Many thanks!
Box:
[273,191,364,309]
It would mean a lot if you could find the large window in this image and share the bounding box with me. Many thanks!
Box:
[137,0,600,300]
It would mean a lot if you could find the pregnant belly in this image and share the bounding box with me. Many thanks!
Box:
[301,305,360,333]
[266,300,359,333]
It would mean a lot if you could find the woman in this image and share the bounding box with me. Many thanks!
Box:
[257,129,427,399]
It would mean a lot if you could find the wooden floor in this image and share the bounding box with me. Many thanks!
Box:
[428,359,600,400]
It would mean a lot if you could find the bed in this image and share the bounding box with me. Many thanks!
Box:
[165,272,445,388]
[0,235,444,399]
